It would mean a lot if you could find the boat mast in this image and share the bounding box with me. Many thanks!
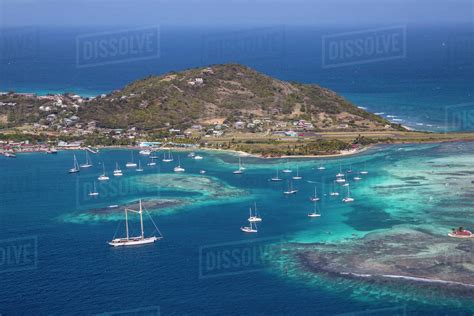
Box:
[125,208,129,240]
[139,200,145,239]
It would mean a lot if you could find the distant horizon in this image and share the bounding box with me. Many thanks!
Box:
[1,0,473,28]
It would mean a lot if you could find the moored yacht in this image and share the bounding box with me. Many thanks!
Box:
[88,182,99,196]
[173,157,185,172]
[113,162,123,176]
[98,164,110,181]
[69,154,80,173]
[283,181,298,195]
[342,186,354,203]
[270,168,282,181]
[292,165,302,180]
[248,202,262,222]
[80,151,93,168]
[126,152,137,168]
[108,200,163,247]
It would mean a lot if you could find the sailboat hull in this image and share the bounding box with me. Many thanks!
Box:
[108,236,160,247]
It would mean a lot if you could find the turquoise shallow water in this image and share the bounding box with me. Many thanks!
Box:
[0,144,473,314]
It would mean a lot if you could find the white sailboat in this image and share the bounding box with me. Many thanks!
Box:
[330,181,340,196]
[308,199,321,218]
[80,151,93,168]
[336,165,344,177]
[113,162,123,176]
[336,176,346,183]
[292,165,302,180]
[149,151,158,159]
[162,149,174,162]
[69,154,80,173]
[241,208,258,233]
[282,160,292,173]
[108,200,163,247]
[173,157,185,172]
[126,152,137,168]
[248,202,262,222]
[317,163,326,170]
[199,170,206,174]
[360,163,368,175]
[139,149,151,156]
[283,180,298,195]
[233,157,244,174]
[342,186,354,203]
[88,182,99,196]
[270,168,282,181]
[147,158,157,166]
[347,165,353,173]
[310,186,320,202]
[353,172,362,181]
[136,160,144,172]
[98,164,110,181]
[193,154,203,160]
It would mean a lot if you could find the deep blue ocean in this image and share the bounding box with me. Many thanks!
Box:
[1,24,474,315]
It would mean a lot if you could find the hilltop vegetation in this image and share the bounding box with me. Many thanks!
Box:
[79,64,400,131]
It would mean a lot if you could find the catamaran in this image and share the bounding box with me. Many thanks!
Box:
[270,168,282,181]
[98,164,110,181]
[80,151,93,168]
[108,200,163,247]
[292,165,302,180]
[282,160,292,173]
[88,182,99,196]
[308,199,321,218]
[126,152,137,168]
[69,154,80,173]
[113,162,123,176]
[136,160,144,172]
[233,157,244,174]
[248,202,262,222]
[162,149,174,162]
[173,157,185,172]
[310,187,320,202]
[283,180,298,195]
[342,186,354,203]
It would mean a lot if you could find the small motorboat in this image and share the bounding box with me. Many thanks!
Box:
[448,227,473,238]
